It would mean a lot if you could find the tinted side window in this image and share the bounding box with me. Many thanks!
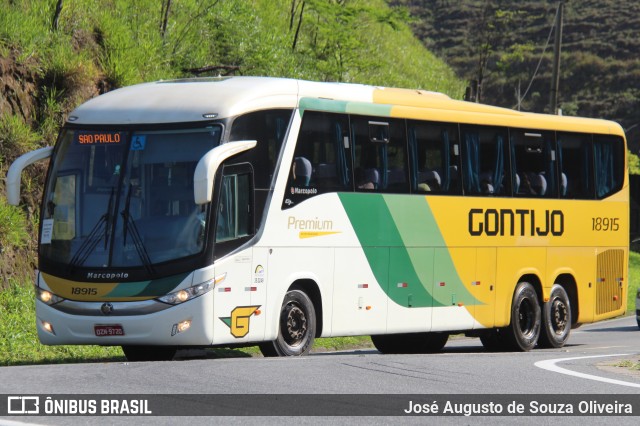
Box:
[461,125,509,196]
[510,129,557,198]
[557,132,593,199]
[282,111,351,209]
[408,121,461,194]
[593,135,625,199]
[352,116,408,193]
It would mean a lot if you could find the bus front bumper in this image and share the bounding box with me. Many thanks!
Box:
[35,293,214,346]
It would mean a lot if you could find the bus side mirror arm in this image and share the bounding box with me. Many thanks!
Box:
[193,140,257,205]
[6,146,54,206]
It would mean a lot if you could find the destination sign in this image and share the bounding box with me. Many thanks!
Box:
[75,131,125,145]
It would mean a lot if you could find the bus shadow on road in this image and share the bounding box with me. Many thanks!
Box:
[580,325,639,333]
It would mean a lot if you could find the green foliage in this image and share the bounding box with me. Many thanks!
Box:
[0,115,40,161]
[629,151,640,175]
[628,251,640,314]
[0,282,124,365]
[394,0,640,133]
[0,199,29,249]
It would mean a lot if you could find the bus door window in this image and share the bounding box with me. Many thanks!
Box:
[352,116,408,193]
[510,130,557,198]
[557,133,594,199]
[215,164,254,258]
[461,125,509,196]
[408,121,461,194]
[282,111,351,209]
[593,135,624,199]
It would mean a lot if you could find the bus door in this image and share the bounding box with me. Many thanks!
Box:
[211,164,262,343]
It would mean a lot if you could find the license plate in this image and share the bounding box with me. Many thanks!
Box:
[94,324,125,337]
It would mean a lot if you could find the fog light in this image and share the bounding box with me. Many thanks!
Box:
[41,320,55,335]
[171,319,192,336]
[178,320,191,333]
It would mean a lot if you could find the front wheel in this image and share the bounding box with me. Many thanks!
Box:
[121,345,177,362]
[259,289,316,357]
[538,284,571,348]
[504,282,541,351]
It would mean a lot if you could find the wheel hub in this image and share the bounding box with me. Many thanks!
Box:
[551,299,568,334]
[285,304,307,343]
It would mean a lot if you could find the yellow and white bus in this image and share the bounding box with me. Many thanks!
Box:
[7,77,628,360]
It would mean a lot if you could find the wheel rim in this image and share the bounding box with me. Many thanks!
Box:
[518,297,535,337]
[550,298,568,335]
[283,302,307,346]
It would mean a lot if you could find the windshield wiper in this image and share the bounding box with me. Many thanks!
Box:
[121,183,154,274]
[69,187,115,271]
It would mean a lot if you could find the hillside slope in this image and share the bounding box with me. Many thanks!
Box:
[394,0,640,149]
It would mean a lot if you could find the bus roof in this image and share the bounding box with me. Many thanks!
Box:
[67,76,624,136]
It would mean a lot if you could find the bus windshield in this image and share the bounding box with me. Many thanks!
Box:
[40,125,222,270]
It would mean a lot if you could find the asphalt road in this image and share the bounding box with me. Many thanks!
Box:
[1,315,639,425]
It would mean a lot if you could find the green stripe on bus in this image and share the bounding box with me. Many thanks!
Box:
[338,193,479,308]
[105,272,189,298]
[299,97,393,117]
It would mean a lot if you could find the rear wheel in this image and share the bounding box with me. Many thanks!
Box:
[259,289,316,357]
[121,345,177,362]
[371,332,448,354]
[504,282,541,351]
[538,284,571,348]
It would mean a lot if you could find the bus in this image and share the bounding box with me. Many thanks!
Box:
[6,77,628,361]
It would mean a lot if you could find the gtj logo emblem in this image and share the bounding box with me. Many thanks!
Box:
[219,306,260,338]
[8,396,40,414]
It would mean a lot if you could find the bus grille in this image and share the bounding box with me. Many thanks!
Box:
[595,249,624,315]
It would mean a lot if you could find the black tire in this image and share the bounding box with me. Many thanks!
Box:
[538,284,571,348]
[259,289,316,357]
[371,332,448,354]
[479,328,509,352]
[504,282,541,351]
[121,345,177,362]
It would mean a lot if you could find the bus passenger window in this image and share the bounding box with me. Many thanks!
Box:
[593,135,624,199]
[461,126,509,196]
[282,111,351,209]
[352,116,408,194]
[510,130,557,198]
[408,121,460,195]
[557,133,593,199]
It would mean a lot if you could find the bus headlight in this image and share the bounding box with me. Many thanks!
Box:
[35,287,64,305]
[157,279,215,305]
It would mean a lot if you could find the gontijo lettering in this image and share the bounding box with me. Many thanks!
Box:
[468,208,564,237]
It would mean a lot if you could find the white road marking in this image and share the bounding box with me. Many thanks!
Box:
[0,420,47,426]
[535,353,640,388]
